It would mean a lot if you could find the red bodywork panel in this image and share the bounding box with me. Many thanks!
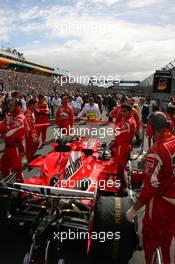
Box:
[25,137,120,204]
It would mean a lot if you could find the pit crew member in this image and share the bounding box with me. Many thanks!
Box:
[165,105,175,134]
[126,112,175,264]
[0,99,28,182]
[114,104,136,195]
[109,97,128,125]
[56,95,74,135]
[35,94,49,147]
[25,99,39,162]
[110,97,141,144]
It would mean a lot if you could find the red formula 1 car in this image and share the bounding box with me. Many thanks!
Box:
[0,136,139,264]
[25,136,120,195]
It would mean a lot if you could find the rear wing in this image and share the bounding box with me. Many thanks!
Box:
[0,176,94,200]
[0,174,93,232]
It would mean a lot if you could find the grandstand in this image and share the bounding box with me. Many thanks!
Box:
[0,48,56,76]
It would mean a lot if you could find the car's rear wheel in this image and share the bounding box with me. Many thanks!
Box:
[91,196,138,263]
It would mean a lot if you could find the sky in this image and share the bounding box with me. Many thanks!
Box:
[0,0,175,81]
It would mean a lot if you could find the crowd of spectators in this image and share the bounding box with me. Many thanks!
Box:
[0,68,175,135]
[0,69,54,92]
[0,69,87,94]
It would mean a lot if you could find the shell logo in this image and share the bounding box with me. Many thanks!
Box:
[158,80,167,90]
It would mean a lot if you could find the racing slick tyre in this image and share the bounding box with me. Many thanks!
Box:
[91,196,138,264]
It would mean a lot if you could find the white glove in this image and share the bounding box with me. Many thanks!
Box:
[126,207,137,223]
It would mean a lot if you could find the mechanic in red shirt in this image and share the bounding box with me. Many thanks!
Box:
[56,95,74,136]
[128,98,142,146]
[35,94,49,147]
[165,105,175,134]
[25,99,39,162]
[110,97,141,144]
[126,112,175,264]
[146,105,159,147]
[0,99,28,182]
[146,105,175,148]
[114,104,136,195]
[109,97,128,125]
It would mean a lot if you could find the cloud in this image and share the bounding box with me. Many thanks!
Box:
[91,0,121,5]
[126,0,160,8]
[18,6,40,20]
[0,9,16,42]
[1,0,175,81]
